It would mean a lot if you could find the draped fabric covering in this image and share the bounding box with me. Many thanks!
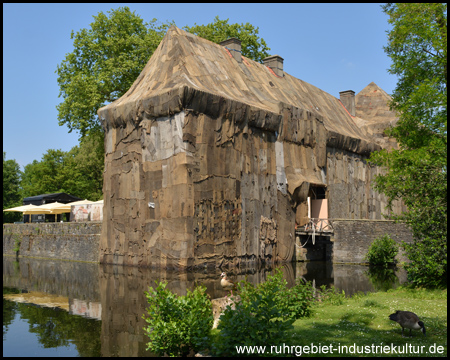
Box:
[98,26,404,269]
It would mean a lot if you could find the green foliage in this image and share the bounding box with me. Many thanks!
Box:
[211,268,314,356]
[3,152,22,223]
[21,149,72,197]
[56,6,170,137]
[382,3,447,138]
[12,234,21,253]
[20,135,103,201]
[370,3,447,287]
[402,237,447,288]
[142,281,213,357]
[317,285,346,305]
[239,268,314,320]
[68,132,104,201]
[365,234,399,267]
[184,16,271,63]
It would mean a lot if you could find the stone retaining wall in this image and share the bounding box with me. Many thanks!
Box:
[3,222,101,263]
[4,220,414,265]
[332,219,413,264]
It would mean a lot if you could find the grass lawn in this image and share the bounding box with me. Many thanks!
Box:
[286,287,447,357]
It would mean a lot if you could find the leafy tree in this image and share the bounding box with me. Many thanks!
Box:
[3,152,22,223]
[370,3,447,287]
[184,16,270,63]
[20,139,103,201]
[69,132,104,201]
[21,149,71,198]
[56,6,170,138]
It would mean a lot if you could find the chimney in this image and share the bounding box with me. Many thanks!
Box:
[263,55,284,77]
[220,37,242,63]
[339,90,355,116]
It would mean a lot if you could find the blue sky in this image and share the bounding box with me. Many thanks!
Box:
[3,3,396,170]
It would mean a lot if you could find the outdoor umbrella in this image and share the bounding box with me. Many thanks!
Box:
[3,204,52,214]
[39,201,72,213]
[38,202,73,222]
[3,204,52,223]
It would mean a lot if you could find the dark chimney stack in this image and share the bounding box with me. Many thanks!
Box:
[339,90,355,116]
[263,55,284,77]
[220,37,242,63]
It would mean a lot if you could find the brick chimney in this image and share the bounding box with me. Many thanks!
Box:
[263,55,284,77]
[220,37,242,63]
[339,90,355,116]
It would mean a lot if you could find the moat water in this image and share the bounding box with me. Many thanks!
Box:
[3,256,407,357]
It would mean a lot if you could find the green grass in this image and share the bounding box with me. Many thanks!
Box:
[286,287,447,357]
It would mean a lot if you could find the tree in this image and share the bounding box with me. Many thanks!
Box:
[370,3,447,287]
[20,140,104,202]
[69,132,104,201]
[56,7,170,138]
[184,16,270,63]
[56,9,271,138]
[3,152,22,223]
[20,149,70,198]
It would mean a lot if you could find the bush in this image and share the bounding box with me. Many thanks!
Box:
[142,281,213,357]
[403,237,447,288]
[211,268,313,356]
[365,234,399,267]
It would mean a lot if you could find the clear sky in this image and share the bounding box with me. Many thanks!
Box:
[3,3,396,170]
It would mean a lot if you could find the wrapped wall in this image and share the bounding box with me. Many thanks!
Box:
[326,147,405,219]
[100,89,331,269]
[99,87,403,269]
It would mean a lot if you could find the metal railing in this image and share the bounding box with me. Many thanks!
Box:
[296,218,333,247]
[302,218,333,233]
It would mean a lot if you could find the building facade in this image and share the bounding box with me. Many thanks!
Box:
[97,26,404,269]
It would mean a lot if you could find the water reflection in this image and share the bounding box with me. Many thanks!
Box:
[3,256,407,356]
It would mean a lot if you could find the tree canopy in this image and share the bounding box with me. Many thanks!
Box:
[20,135,103,202]
[56,7,271,138]
[56,7,169,138]
[370,3,447,287]
[3,152,22,223]
[183,16,270,63]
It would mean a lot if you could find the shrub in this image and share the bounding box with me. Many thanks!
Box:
[211,268,313,356]
[403,237,447,288]
[212,287,294,356]
[238,268,314,320]
[365,234,399,267]
[142,281,213,357]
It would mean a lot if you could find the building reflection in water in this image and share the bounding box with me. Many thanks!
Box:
[3,256,406,356]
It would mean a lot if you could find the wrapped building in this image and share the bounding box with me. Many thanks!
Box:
[97,26,404,269]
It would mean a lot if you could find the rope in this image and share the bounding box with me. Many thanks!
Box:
[312,220,316,245]
[295,232,312,249]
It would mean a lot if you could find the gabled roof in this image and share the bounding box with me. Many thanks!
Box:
[352,82,398,147]
[99,26,396,149]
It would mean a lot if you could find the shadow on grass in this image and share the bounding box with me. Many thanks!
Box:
[286,309,446,357]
